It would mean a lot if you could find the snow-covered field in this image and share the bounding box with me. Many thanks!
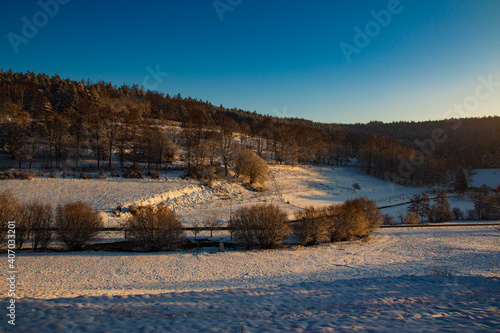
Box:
[1,166,499,332]
[0,165,426,225]
[471,169,500,188]
[3,226,499,332]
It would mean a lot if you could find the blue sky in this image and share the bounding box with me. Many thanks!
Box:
[1,0,499,123]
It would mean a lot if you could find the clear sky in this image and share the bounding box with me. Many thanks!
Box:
[1,0,499,124]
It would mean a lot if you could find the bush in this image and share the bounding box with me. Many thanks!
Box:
[0,191,22,242]
[405,211,420,225]
[25,201,53,251]
[383,213,395,225]
[97,170,107,179]
[329,201,369,242]
[293,206,330,246]
[126,205,186,251]
[349,197,383,230]
[55,202,103,250]
[124,165,143,179]
[148,170,160,179]
[230,204,290,249]
[428,266,455,276]
[80,173,92,180]
[19,171,34,180]
[49,171,57,178]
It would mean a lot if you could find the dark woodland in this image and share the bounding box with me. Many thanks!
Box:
[1,70,499,186]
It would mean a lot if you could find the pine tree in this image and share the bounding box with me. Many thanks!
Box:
[453,168,468,193]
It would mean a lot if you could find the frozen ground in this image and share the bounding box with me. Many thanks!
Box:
[2,226,499,332]
[0,165,426,225]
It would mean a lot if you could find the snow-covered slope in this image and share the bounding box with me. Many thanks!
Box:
[471,169,500,188]
[0,165,426,226]
[5,226,499,332]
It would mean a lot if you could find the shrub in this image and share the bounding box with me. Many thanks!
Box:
[25,201,53,251]
[3,172,15,180]
[349,197,383,230]
[148,170,160,179]
[428,266,455,276]
[293,206,330,246]
[97,170,107,179]
[329,201,370,242]
[55,202,103,251]
[126,205,186,251]
[230,204,290,249]
[405,211,420,225]
[49,171,57,178]
[124,165,143,179]
[383,213,395,225]
[80,173,92,179]
[0,191,22,242]
[352,183,361,191]
[19,171,34,180]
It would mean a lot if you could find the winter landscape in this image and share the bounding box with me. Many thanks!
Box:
[1,165,499,332]
[2,1,500,332]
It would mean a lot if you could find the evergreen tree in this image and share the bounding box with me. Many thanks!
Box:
[453,168,468,193]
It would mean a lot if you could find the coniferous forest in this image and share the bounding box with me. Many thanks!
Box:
[0,69,499,187]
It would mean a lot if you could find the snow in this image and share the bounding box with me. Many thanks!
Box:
[1,166,499,332]
[471,169,500,188]
[3,227,499,332]
[0,165,427,225]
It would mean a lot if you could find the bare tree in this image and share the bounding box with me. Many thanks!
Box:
[214,114,236,177]
[233,146,269,185]
[203,214,221,238]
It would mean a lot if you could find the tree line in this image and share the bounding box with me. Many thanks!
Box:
[1,69,497,187]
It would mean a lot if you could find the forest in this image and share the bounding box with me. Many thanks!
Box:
[0,69,498,187]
